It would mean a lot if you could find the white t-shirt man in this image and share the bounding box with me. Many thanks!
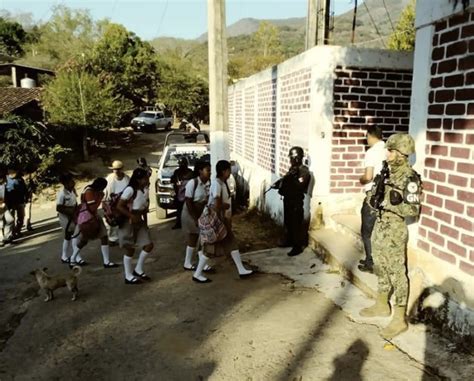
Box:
[105,173,130,199]
[364,140,386,192]
[121,186,149,211]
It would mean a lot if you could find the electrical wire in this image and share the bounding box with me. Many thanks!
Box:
[154,0,170,38]
[110,0,119,19]
[382,0,395,32]
[362,0,386,48]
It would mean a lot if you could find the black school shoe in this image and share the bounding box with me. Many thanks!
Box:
[287,247,303,257]
[125,277,142,285]
[133,270,151,281]
[104,262,119,269]
[358,262,374,273]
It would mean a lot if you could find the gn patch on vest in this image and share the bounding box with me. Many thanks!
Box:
[404,181,420,204]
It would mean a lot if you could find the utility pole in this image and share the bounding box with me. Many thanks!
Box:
[207,0,230,170]
[315,0,331,45]
[351,0,358,44]
[305,0,317,50]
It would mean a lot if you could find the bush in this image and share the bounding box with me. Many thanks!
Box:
[0,115,70,189]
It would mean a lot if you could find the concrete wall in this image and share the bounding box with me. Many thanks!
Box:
[407,0,474,339]
[228,46,413,226]
[228,0,474,337]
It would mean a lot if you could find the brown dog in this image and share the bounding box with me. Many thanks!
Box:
[30,266,82,302]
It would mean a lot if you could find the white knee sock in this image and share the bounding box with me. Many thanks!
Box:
[184,246,195,268]
[199,250,212,271]
[71,245,81,263]
[72,238,84,262]
[61,239,71,260]
[193,252,209,281]
[231,250,252,276]
[123,255,133,280]
[135,250,149,274]
[101,245,111,265]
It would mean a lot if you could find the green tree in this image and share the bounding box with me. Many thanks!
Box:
[42,69,132,160]
[0,115,69,188]
[388,0,416,51]
[253,21,282,57]
[0,17,27,57]
[17,5,102,69]
[157,57,208,120]
[85,23,159,114]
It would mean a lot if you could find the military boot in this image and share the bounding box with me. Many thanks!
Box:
[359,293,391,317]
[381,305,408,339]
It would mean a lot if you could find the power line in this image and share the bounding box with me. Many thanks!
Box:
[110,0,119,19]
[362,1,386,48]
[382,0,395,32]
[352,27,413,46]
[154,0,170,38]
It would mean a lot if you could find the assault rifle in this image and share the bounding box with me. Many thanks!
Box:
[264,178,282,195]
[264,166,299,195]
[369,161,390,211]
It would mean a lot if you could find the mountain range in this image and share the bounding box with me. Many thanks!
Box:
[152,0,411,51]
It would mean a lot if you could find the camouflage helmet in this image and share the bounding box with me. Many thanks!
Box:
[386,134,415,156]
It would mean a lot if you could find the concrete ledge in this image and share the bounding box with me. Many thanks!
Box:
[309,213,378,299]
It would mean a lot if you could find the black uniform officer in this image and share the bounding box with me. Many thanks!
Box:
[277,146,311,257]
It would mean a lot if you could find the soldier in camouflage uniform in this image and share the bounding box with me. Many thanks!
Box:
[359,133,422,339]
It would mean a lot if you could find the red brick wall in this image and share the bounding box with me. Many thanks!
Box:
[244,86,255,162]
[257,79,277,173]
[418,11,474,276]
[331,66,413,193]
[278,68,312,176]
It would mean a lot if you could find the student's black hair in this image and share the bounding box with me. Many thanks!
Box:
[194,160,211,177]
[128,168,149,190]
[59,173,74,185]
[90,177,107,191]
[367,125,383,140]
[137,157,148,166]
[216,160,231,178]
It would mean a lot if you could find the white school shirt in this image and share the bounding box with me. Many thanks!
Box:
[56,188,77,208]
[364,140,386,192]
[208,178,232,219]
[105,173,130,199]
[121,186,149,211]
[185,177,210,203]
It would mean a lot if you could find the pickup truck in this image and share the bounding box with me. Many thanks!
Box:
[154,132,210,219]
[131,111,173,132]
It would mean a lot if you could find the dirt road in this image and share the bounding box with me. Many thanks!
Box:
[0,131,432,380]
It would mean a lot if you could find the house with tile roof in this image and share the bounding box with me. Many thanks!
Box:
[0,64,55,121]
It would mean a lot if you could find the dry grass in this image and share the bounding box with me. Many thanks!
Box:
[233,207,284,253]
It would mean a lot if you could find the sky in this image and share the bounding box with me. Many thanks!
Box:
[1,0,357,40]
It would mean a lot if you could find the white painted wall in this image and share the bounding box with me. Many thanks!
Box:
[229,46,413,225]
